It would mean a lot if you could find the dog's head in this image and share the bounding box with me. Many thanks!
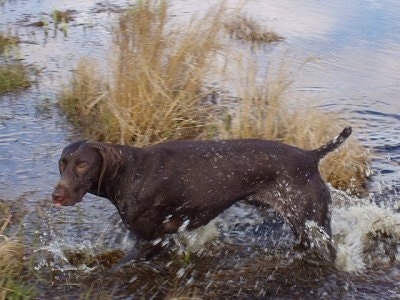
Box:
[52,141,122,207]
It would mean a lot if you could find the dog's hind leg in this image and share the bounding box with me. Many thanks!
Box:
[246,181,336,262]
[285,182,336,263]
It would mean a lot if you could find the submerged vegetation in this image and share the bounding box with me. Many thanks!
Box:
[60,0,371,194]
[225,14,283,44]
[28,9,76,37]
[52,9,76,23]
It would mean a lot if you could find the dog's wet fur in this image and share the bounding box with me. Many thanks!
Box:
[52,126,352,263]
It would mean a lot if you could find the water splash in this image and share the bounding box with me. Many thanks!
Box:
[173,218,220,255]
[31,188,400,276]
[332,194,400,272]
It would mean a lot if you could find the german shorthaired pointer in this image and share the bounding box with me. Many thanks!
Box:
[52,126,352,262]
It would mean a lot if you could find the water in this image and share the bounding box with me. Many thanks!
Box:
[1,0,400,298]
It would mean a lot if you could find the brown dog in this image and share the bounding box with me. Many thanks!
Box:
[52,127,352,261]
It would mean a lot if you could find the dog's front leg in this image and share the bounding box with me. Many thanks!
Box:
[111,237,168,270]
[105,239,165,273]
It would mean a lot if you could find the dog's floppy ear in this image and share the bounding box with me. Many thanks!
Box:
[86,142,123,193]
[62,140,87,156]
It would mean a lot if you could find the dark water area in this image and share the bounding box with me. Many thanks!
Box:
[1,0,400,298]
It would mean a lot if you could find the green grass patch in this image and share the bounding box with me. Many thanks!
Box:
[0,31,31,94]
[0,63,31,94]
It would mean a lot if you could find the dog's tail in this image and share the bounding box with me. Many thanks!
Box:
[312,126,352,160]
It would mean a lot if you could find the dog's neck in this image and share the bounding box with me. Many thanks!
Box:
[90,149,145,206]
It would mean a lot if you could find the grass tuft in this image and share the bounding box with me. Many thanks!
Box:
[0,31,19,54]
[0,63,31,94]
[0,31,31,94]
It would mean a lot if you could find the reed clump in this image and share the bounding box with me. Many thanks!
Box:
[61,0,224,145]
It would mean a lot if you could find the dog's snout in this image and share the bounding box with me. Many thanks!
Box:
[52,188,63,201]
[52,181,69,202]
[52,189,63,201]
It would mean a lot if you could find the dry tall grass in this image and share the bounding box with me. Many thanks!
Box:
[0,204,24,275]
[61,0,225,145]
[0,202,31,298]
[221,64,370,194]
[60,58,111,139]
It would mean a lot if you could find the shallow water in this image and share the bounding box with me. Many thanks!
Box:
[1,0,400,298]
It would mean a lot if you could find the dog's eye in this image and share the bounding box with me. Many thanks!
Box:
[76,162,88,171]
[59,159,67,172]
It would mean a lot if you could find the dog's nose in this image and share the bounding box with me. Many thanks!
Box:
[52,188,64,202]
[52,181,68,202]
[52,190,62,202]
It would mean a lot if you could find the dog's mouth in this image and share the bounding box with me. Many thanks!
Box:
[52,196,83,207]
[52,187,86,207]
